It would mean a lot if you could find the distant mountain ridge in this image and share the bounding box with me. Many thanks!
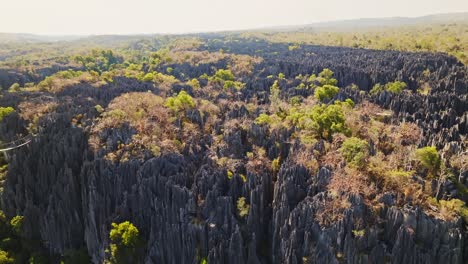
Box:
[0,12,467,41]
[268,12,468,32]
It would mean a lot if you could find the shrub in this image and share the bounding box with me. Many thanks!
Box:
[9,216,23,235]
[370,81,407,95]
[299,102,351,140]
[95,105,104,113]
[223,80,245,91]
[317,68,338,86]
[314,85,339,102]
[352,229,365,237]
[340,137,369,168]
[107,221,141,264]
[165,91,195,113]
[255,114,272,125]
[237,197,250,218]
[8,83,20,92]
[269,80,281,107]
[227,170,233,180]
[212,69,235,82]
[440,199,468,223]
[429,198,468,222]
[385,81,407,94]
[0,107,15,122]
[0,250,13,264]
[110,221,139,247]
[414,146,441,176]
[141,72,155,82]
[188,78,200,89]
[289,96,302,106]
[271,157,280,172]
[369,83,384,95]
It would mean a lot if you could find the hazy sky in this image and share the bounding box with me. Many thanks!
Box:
[1,0,467,35]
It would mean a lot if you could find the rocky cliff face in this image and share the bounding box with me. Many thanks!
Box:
[0,40,466,263]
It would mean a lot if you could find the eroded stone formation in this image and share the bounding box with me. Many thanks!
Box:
[0,38,466,263]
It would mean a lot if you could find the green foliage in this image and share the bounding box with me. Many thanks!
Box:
[307,74,317,83]
[278,73,285,79]
[297,102,351,140]
[439,199,468,223]
[0,107,14,122]
[107,221,141,264]
[56,70,83,79]
[269,80,281,107]
[0,250,13,263]
[141,72,155,82]
[314,84,339,102]
[352,229,365,237]
[385,81,407,94]
[189,78,201,89]
[289,96,302,106]
[340,137,369,168]
[369,83,384,95]
[94,105,104,114]
[200,257,208,264]
[415,146,441,176]
[429,198,468,223]
[370,81,407,95]
[271,157,280,172]
[227,170,233,180]
[288,44,300,51]
[164,91,195,113]
[237,197,250,218]
[212,69,235,82]
[74,49,123,73]
[8,83,20,92]
[255,114,272,125]
[9,216,23,235]
[317,69,338,86]
[223,80,245,91]
[109,222,139,247]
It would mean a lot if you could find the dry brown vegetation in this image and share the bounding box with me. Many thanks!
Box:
[90,92,178,161]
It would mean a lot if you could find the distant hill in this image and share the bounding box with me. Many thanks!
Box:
[0,33,82,43]
[264,12,468,32]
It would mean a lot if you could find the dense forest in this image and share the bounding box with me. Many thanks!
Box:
[0,18,466,264]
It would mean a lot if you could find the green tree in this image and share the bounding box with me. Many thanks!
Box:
[164,91,195,113]
[106,221,141,264]
[212,69,235,82]
[0,250,13,264]
[317,69,338,86]
[141,72,155,82]
[415,146,441,176]
[0,107,15,122]
[385,81,407,94]
[237,197,250,218]
[340,137,369,168]
[269,80,281,109]
[314,84,339,102]
[298,102,351,140]
[369,83,384,95]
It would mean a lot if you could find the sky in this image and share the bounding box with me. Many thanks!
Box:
[0,0,467,35]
